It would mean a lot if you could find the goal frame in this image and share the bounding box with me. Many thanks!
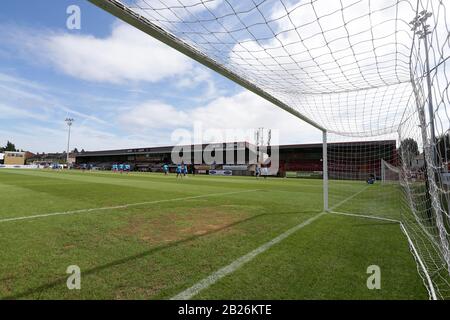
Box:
[88,0,330,212]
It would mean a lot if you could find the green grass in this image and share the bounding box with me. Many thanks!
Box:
[0,169,427,299]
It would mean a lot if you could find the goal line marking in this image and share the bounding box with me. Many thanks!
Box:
[330,210,400,223]
[0,189,259,223]
[329,210,437,300]
[171,187,367,300]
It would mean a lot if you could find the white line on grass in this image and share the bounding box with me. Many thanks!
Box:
[329,210,437,300]
[399,223,437,300]
[171,186,369,300]
[330,210,400,223]
[170,212,326,300]
[0,189,259,223]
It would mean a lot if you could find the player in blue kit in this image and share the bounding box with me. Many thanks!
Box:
[176,164,182,178]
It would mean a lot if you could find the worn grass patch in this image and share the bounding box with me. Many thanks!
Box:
[115,207,252,245]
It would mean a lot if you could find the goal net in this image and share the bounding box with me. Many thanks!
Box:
[381,159,401,184]
[327,132,402,221]
[89,0,450,299]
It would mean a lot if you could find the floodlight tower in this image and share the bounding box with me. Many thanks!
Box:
[254,127,264,164]
[410,10,436,162]
[411,11,450,275]
[65,118,74,166]
[410,11,436,218]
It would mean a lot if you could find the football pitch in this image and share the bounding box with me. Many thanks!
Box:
[0,169,428,299]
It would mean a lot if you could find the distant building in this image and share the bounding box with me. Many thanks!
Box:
[4,151,25,165]
[67,152,77,165]
[76,142,255,173]
[27,152,77,166]
[4,151,35,165]
[411,154,425,170]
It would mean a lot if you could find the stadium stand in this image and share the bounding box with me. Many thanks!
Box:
[75,140,397,178]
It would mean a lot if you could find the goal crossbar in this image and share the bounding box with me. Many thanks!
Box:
[88,0,326,133]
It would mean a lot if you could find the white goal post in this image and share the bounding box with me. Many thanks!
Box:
[381,159,401,184]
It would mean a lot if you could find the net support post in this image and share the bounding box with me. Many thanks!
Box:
[323,130,329,211]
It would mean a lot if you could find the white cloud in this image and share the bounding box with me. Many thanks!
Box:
[118,90,322,145]
[0,103,48,122]
[174,66,226,101]
[120,101,187,129]
[0,122,157,153]
[22,23,193,84]
[0,72,151,153]
[134,0,223,22]
[0,72,107,126]
[193,91,322,144]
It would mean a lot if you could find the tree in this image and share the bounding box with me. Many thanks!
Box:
[71,148,79,154]
[398,138,419,168]
[437,132,450,162]
[0,141,18,152]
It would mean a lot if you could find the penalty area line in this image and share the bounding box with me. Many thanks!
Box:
[0,189,259,223]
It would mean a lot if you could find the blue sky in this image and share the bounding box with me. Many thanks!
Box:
[0,0,322,153]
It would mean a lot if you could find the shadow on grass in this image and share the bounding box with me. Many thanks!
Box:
[2,210,320,300]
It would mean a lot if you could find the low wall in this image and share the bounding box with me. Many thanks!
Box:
[0,164,39,169]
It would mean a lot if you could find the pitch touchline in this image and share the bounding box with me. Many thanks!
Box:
[0,189,259,223]
[171,187,368,300]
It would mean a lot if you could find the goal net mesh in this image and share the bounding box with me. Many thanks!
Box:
[327,133,402,221]
[381,159,401,183]
[91,0,450,299]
